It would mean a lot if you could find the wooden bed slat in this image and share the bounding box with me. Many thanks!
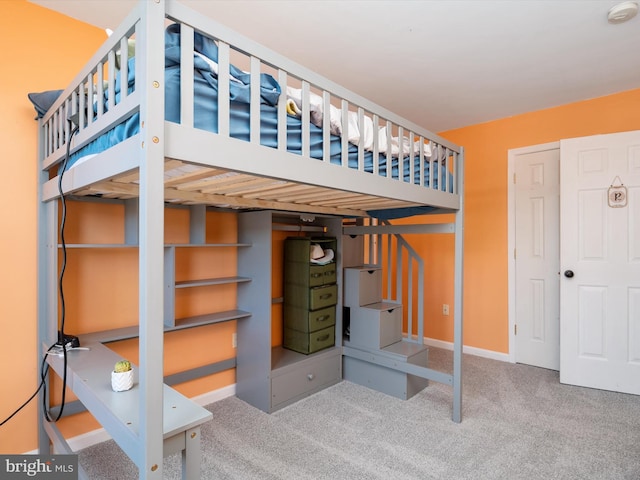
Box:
[164,167,229,187]
[202,176,285,195]
[84,170,415,217]
[276,189,358,204]
[224,179,290,196]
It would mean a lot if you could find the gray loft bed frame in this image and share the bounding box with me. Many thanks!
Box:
[36,1,464,478]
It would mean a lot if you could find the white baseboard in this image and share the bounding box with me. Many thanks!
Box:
[59,384,237,453]
[191,383,236,407]
[421,337,511,363]
[66,428,113,453]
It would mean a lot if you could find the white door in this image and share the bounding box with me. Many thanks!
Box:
[560,130,640,395]
[514,147,560,370]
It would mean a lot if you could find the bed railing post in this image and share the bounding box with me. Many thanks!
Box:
[301,81,310,156]
[37,116,58,454]
[217,42,230,137]
[322,90,331,162]
[278,70,288,152]
[180,23,195,128]
[341,100,349,166]
[250,56,262,145]
[137,0,166,476]
[452,146,465,423]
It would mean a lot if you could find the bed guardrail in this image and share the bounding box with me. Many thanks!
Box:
[40,5,143,173]
[168,2,461,194]
[39,0,461,204]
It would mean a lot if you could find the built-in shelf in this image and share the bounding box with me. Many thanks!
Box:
[236,210,343,414]
[174,310,251,329]
[42,196,254,475]
[61,243,251,248]
[175,276,251,289]
[164,243,252,326]
[79,309,251,345]
[60,244,137,248]
[167,243,251,248]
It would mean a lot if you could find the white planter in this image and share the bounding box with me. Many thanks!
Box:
[111,369,134,392]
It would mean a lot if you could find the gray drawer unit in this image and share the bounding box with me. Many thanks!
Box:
[343,341,429,400]
[271,349,341,410]
[349,302,402,349]
[344,266,382,307]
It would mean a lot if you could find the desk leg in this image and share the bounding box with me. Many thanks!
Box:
[182,427,202,480]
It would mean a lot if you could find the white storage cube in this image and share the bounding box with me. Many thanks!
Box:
[349,302,402,349]
[344,266,382,307]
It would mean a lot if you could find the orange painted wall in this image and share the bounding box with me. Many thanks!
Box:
[0,1,107,454]
[433,88,640,353]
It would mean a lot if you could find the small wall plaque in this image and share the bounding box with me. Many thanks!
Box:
[608,176,627,208]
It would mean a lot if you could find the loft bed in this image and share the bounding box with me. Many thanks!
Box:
[35,1,464,479]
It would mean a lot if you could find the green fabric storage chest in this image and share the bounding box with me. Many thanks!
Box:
[283,237,337,354]
[283,325,336,355]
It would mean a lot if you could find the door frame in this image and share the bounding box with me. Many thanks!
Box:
[507,141,560,364]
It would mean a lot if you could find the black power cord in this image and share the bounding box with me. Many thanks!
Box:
[43,119,80,423]
[0,119,79,427]
[0,354,50,426]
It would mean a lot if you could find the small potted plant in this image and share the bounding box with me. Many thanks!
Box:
[111,359,134,392]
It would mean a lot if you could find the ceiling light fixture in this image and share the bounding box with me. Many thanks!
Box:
[607,1,638,24]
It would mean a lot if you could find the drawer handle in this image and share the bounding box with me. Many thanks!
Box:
[307,373,315,381]
[367,270,376,274]
[319,293,333,300]
[317,315,330,322]
[316,334,330,342]
[311,273,323,278]
[325,270,335,276]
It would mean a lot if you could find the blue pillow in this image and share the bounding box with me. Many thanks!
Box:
[27,90,63,119]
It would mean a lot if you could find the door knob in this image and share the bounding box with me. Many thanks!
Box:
[564,270,574,278]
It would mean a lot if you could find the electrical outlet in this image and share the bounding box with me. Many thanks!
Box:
[232,332,237,348]
[442,304,450,316]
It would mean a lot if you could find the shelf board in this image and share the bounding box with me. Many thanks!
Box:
[165,243,251,248]
[175,276,251,288]
[61,244,137,248]
[173,310,251,330]
[61,243,251,248]
[78,309,251,344]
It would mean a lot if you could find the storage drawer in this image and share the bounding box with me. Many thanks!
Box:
[271,352,341,408]
[343,342,429,400]
[309,263,337,287]
[344,266,382,307]
[283,325,335,354]
[349,302,402,349]
[309,284,337,310]
[284,305,336,333]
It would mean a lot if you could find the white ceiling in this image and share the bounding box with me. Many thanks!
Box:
[30,0,640,132]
